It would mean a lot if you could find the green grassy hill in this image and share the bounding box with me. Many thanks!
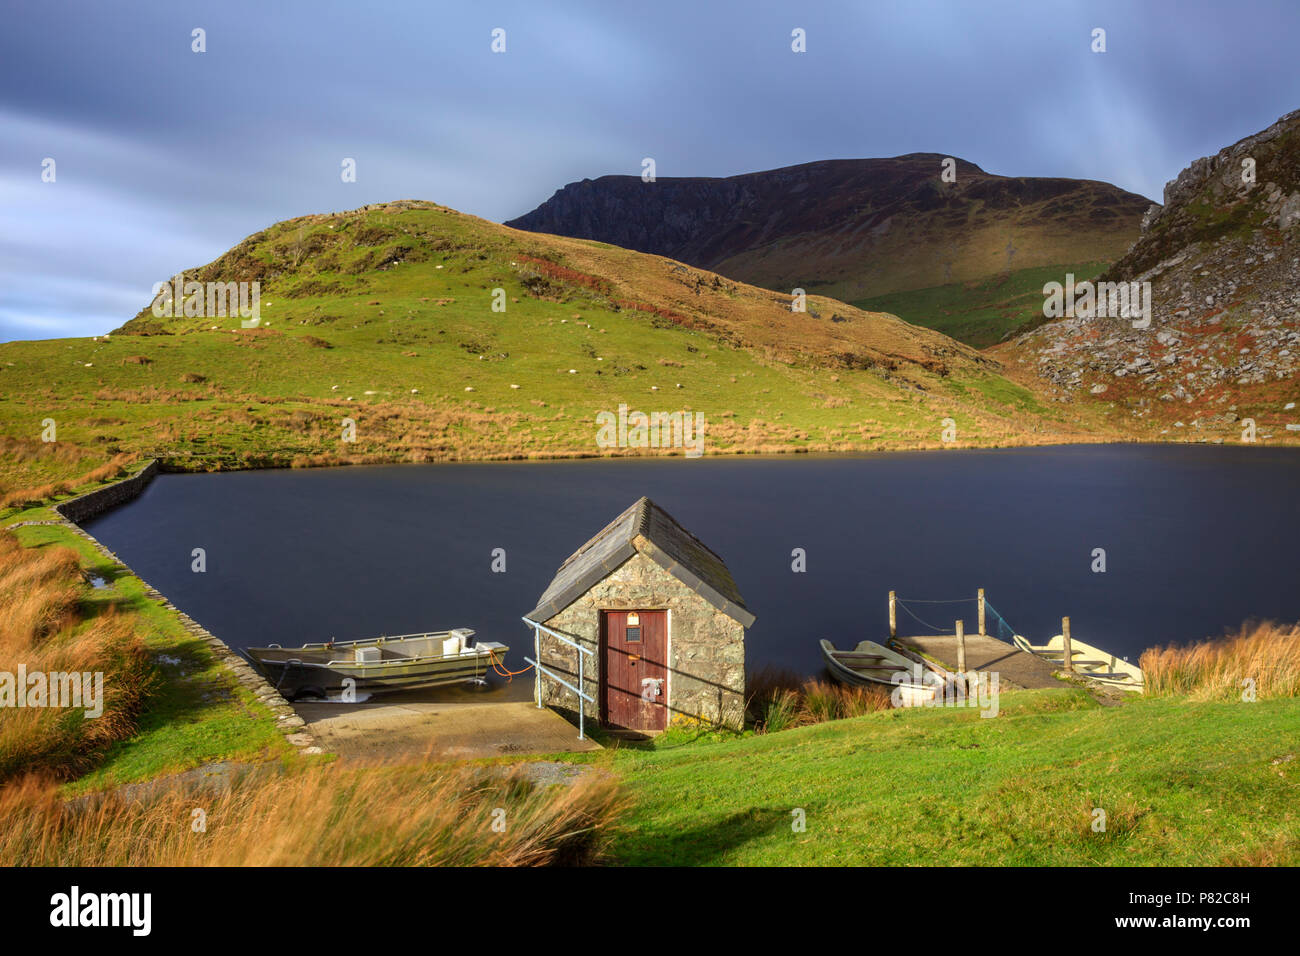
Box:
[0,200,1108,501]
[853,260,1111,348]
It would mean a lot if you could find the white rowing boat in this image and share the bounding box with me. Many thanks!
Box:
[1013,633,1144,692]
[819,639,948,702]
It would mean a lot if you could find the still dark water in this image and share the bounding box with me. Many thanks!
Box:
[84,444,1300,698]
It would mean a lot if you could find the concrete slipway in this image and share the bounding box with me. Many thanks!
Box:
[292,696,602,762]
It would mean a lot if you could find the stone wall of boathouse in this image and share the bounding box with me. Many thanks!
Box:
[536,550,746,731]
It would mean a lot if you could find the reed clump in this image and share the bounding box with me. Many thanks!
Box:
[746,666,892,733]
[1140,620,1300,700]
[0,762,625,866]
[0,532,151,782]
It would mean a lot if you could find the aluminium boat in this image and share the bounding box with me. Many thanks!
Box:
[245,628,508,700]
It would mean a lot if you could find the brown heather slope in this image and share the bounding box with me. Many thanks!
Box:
[506,154,1150,310]
[0,200,1106,500]
[997,109,1300,444]
[116,198,995,377]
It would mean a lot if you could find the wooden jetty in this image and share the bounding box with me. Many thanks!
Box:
[887,589,1069,691]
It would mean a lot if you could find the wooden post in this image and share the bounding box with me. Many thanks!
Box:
[1062,616,1073,674]
[889,591,897,640]
[956,619,966,675]
[978,588,986,637]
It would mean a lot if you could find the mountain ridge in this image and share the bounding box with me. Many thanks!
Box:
[506,154,1152,345]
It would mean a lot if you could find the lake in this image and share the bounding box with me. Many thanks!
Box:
[84,444,1300,699]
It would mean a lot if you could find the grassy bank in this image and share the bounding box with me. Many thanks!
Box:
[0,523,292,793]
[598,687,1299,865]
[745,666,893,732]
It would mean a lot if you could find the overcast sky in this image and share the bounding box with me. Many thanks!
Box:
[3,0,1298,341]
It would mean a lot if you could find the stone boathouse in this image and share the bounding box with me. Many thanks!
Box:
[525,496,755,733]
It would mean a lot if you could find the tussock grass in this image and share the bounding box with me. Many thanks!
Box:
[1141,620,1300,700]
[0,436,95,467]
[0,762,624,866]
[1220,834,1300,866]
[0,452,134,510]
[0,534,82,646]
[746,666,891,732]
[0,531,151,782]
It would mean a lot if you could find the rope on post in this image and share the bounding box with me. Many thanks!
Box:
[896,601,959,634]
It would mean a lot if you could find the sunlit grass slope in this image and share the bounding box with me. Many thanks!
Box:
[0,200,1109,499]
[604,687,1300,866]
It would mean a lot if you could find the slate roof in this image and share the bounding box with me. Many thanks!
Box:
[526,496,756,627]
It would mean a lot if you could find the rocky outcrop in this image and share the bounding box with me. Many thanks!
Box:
[1104,109,1300,279]
[1000,109,1300,438]
[1157,109,1300,221]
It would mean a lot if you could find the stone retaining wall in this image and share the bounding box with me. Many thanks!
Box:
[54,459,160,523]
[58,520,323,754]
[36,460,325,755]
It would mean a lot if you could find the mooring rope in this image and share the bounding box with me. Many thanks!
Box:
[896,601,957,634]
[983,600,1026,644]
[487,648,533,682]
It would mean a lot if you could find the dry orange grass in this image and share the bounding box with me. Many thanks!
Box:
[0,436,94,467]
[0,762,624,866]
[0,532,150,782]
[0,534,81,648]
[0,479,76,510]
[1141,620,1300,700]
[0,452,134,510]
[526,229,993,378]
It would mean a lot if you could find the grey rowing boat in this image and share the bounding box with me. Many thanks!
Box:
[246,628,509,700]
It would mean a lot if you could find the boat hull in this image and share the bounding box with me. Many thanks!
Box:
[819,639,938,692]
[1015,633,1144,691]
[251,655,498,697]
[245,630,509,699]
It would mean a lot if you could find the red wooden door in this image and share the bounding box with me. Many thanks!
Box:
[601,610,667,731]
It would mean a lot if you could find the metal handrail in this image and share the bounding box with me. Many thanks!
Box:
[522,617,593,740]
[522,618,593,656]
